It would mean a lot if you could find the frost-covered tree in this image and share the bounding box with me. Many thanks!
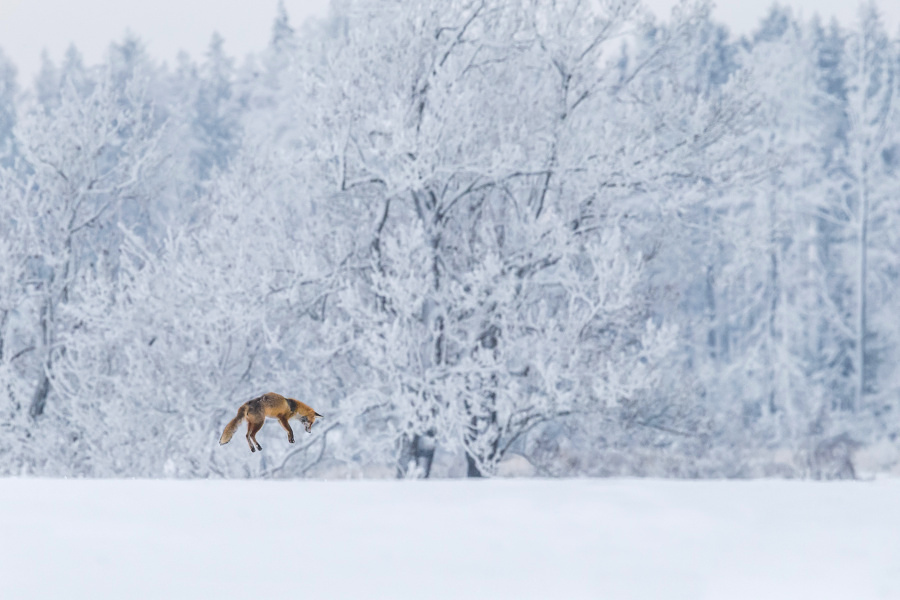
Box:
[839,5,897,415]
[2,0,899,479]
[264,0,762,477]
[189,34,242,181]
[0,62,168,474]
[0,48,17,165]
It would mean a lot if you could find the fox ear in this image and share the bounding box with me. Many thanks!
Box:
[314,412,323,418]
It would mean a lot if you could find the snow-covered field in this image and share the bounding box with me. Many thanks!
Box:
[1,478,898,599]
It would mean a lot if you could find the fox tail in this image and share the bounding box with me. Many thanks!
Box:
[219,404,248,445]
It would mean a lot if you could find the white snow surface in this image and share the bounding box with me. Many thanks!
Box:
[1,477,898,599]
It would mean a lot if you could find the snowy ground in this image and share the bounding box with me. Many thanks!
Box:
[1,478,898,599]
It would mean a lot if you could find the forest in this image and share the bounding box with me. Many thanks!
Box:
[0,0,898,479]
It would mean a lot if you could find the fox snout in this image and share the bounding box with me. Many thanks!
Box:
[301,411,323,433]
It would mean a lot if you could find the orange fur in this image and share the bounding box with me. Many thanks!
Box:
[219,393,323,452]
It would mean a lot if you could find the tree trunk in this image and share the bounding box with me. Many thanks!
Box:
[766,186,780,415]
[855,161,868,413]
[29,372,50,419]
[466,453,483,478]
[29,299,54,418]
[465,400,499,478]
[396,432,436,478]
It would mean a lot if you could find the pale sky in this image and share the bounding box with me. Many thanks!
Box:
[0,0,898,83]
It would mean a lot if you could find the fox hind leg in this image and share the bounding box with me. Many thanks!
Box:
[246,418,264,452]
[246,422,256,452]
[248,420,263,451]
[243,400,265,452]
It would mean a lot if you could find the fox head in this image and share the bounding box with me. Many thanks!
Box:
[297,410,324,433]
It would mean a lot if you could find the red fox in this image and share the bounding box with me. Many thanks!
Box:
[219,393,323,452]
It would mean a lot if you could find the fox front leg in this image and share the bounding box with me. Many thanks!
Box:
[278,416,295,444]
